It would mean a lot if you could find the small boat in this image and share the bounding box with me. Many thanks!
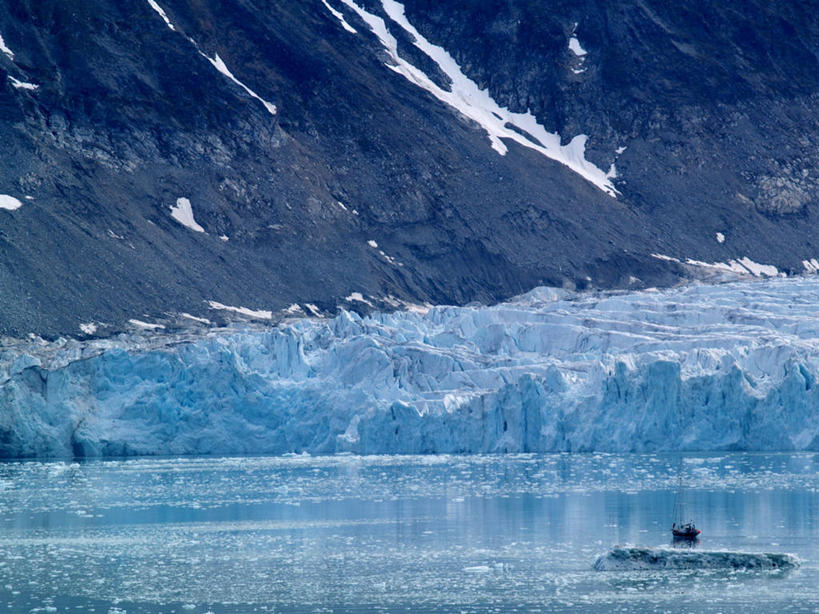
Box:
[672,521,701,539]
[671,476,701,540]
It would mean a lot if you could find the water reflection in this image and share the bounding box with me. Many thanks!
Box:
[0,453,816,613]
[671,535,700,548]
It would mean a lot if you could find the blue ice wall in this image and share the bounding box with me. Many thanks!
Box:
[3,279,819,457]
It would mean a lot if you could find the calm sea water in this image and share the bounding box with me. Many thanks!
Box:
[0,453,817,613]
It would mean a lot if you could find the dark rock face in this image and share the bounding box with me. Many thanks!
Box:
[0,0,817,338]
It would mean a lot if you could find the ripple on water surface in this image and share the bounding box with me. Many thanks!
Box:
[0,453,817,613]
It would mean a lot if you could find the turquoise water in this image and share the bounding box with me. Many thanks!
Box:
[0,453,817,612]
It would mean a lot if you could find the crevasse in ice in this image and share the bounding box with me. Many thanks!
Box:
[3,278,819,457]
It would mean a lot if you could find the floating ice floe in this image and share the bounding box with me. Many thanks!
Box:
[593,547,800,571]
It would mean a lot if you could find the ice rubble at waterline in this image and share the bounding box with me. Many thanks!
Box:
[3,278,819,457]
[593,547,800,571]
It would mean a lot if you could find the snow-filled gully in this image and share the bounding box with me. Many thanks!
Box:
[145,0,277,116]
[324,0,618,196]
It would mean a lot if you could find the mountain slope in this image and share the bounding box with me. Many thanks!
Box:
[0,0,818,338]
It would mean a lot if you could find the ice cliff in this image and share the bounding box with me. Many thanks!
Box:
[3,278,819,458]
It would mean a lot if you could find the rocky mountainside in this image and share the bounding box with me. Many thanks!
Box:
[1,0,818,338]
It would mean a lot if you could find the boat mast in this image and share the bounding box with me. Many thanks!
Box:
[671,475,684,527]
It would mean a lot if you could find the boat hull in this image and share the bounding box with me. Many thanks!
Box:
[672,528,702,539]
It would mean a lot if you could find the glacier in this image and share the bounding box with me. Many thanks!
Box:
[3,277,819,457]
[593,547,800,571]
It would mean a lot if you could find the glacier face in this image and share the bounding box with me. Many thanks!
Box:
[3,278,819,458]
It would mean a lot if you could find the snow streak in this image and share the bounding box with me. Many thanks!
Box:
[321,0,357,33]
[8,76,38,90]
[145,0,276,116]
[204,53,277,116]
[0,33,14,60]
[147,0,176,31]
[329,0,617,196]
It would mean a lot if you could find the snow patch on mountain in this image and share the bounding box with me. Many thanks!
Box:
[345,291,373,306]
[145,0,276,116]
[169,197,205,233]
[652,253,782,277]
[180,313,211,324]
[0,195,24,211]
[802,259,819,274]
[147,0,176,31]
[203,53,277,116]
[336,0,617,197]
[0,34,14,60]
[568,36,587,57]
[321,0,357,34]
[8,76,38,90]
[736,257,779,277]
[378,249,400,265]
[128,319,165,330]
[207,301,273,319]
[79,323,98,335]
[568,24,588,74]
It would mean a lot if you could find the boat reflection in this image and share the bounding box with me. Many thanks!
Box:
[672,534,700,548]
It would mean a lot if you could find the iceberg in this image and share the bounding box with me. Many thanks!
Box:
[593,546,800,571]
[4,277,819,457]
